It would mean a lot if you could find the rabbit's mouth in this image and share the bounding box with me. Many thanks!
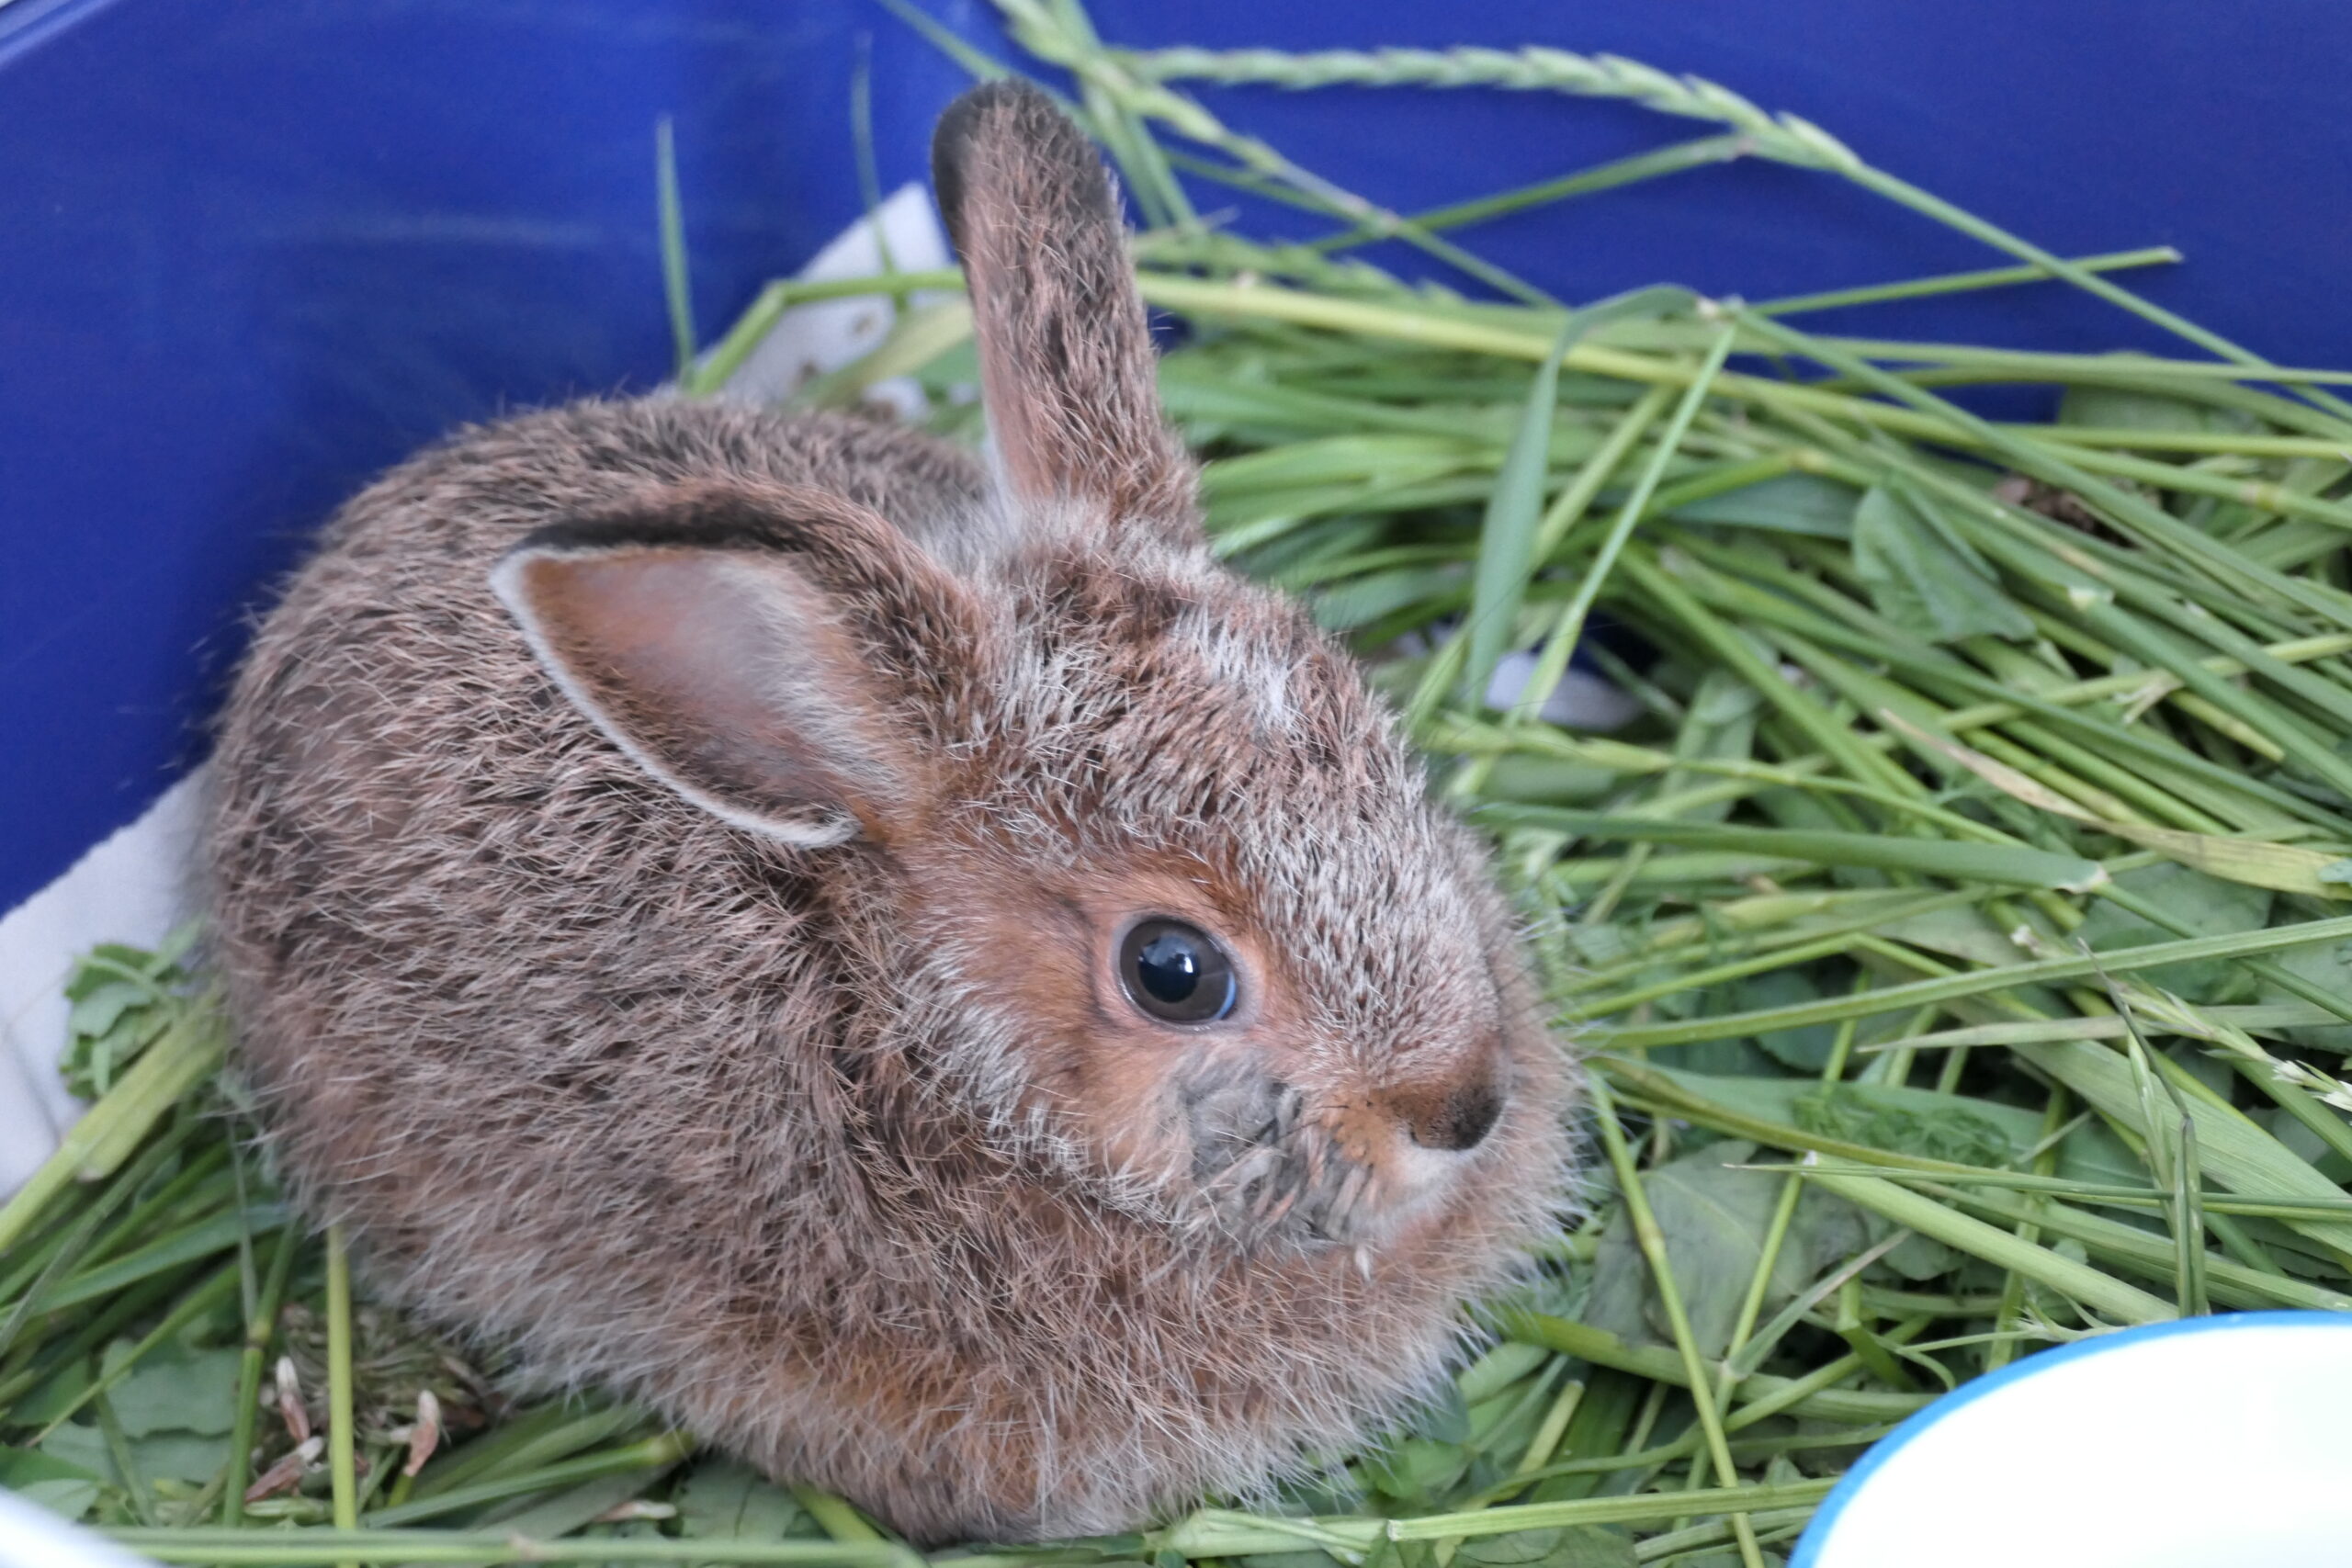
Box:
[1175,1065,1441,1252]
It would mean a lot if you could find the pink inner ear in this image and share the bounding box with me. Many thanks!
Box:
[507,547,899,844]
[525,552,787,744]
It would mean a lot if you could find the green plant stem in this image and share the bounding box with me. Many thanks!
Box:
[1752,247,2181,315]
[222,1225,303,1524]
[792,1484,890,1543]
[109,1534,917,1567]
[325,1224,358,1547]
[1308,135,1750,254]
[365,1432,695,1527]
[40,1204,289,1314]
[1838,164,2352,420]
[1145,1479,1836,1558]
[1125,40,2349,414]
[684,271,964,396]
[96,1390,158,1528]
[655,118,696,381]
[1594,912,2352,1046]
[1920,1183,2352,1312]
[1002,5,1555,303]
[1519,327,1736,728]
[1987,1089,2069,1374]
[0,999,223,1254]
[1686,994,1870,1494]
[1500,1308,1930,1424]
[0,1120,193,1353]
[1482,1419,1893,1503]
[1801,1165,2174,1324]
[67,1140,231,1280]
[409,1404,643,1500]
[1589,1078,1765,1568]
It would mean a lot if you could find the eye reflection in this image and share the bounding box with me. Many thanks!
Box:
[1118,919,1238,1025]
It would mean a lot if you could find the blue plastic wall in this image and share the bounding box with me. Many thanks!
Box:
[6,0,2350,912]
[0,0,985,908]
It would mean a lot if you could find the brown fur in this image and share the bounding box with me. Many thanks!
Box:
[205,82,1576,1545]
[933,81,1193,532]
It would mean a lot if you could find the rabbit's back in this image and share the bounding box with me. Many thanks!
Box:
[208,397,989,1395]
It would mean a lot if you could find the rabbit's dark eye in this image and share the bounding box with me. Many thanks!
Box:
[1119,919,1238,1025]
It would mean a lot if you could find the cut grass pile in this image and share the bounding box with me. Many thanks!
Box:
[10,5,2352,1565]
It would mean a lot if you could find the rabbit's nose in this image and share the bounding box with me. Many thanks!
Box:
[1394,1076,1505,1153]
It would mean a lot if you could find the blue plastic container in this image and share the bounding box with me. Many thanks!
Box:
[7,0,2352,909]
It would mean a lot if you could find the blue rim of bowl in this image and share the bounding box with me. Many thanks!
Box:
[1788,1309,2352,1565]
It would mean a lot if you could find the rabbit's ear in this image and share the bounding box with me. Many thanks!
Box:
[932,80,1193,534]
[492,485,971,849]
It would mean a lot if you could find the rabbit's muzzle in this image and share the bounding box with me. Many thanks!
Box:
[1176,1062,1498,1250]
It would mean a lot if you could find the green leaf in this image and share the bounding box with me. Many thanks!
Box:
[1581,1140,1870,1357]
[103,1342,243,1438]
[2061,1117,2145,1190]
[1458,1341,1552,1407]
[1873,1228,1959,1283]
[1668,671,1763,826]
[2076,863,2274,1003]
[1464,287,1697,707]
[1736,971,1838,1072]
[10,1362,96,1427]
[1455,1526,1637,1568]
[2057,385,2256,435]
[1649,1037,1783,1078]
[66,982,148,1045]
[1851,484,2034,643]
[0,1445,107,1522]
[41,1420,230,1485]
[2010,1037,2352,1260]
[66,942,179,1001]
[1312,564,1468,631]
[1790,1084,2015,1167]
[38,1425,114,1481]
[1880,903,2033,970]
[673,1456,808,1540]
[1631,1065,2143,1186]
[1416,1377,1476,1445]
[1669,471,1860,537]
[2265,1106,2352,1183]
[1359,1436,1470,1505]
[2259,938,2352,1052]
[1478,755,1623,805]
[1464,323,1579,706]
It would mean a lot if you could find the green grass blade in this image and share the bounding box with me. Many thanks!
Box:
[655,118,696,382]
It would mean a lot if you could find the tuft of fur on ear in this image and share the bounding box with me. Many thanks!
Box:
[491,484,974,848]
[932,80,1194,534]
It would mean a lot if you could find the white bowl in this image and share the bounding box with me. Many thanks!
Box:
[0,1487,153,1568]
[1792,1311,2352,1567]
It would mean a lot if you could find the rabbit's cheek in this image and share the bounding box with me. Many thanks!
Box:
[1051,1033,1215,1187]
[904,865,1238,1190]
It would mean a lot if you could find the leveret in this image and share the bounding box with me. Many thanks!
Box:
[207,81,1574,1543]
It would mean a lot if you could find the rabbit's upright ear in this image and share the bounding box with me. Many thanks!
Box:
[932,80,1193,536]
[492,484,977,849]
